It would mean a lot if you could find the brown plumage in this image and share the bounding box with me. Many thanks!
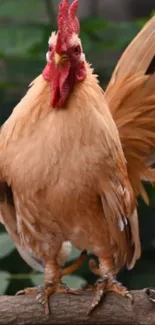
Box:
[0,64,138,264]
[0,0,154,314]
[0,61,139,313]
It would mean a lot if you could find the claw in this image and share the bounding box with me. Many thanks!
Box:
[16,290,25,296]
[36,287,51,314]
[146,288,155,303]
[126,292,133,303]
[36,290,45,304]
[16,287,39,296]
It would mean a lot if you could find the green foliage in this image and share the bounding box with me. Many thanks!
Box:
[0,233,14,258]
[0,271,10,294]
[0,0,154,295]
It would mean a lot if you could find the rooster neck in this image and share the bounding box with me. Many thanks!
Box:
[0,63,113,150]
[0,75,51,148]
[64,64,105,114]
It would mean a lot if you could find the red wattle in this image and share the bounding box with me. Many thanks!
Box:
[42,63,52,81]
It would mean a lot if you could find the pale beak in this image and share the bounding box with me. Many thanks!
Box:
[54,52,69,66]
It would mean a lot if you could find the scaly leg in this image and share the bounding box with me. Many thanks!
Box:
[16,250,87,314]
[88,257,132,314]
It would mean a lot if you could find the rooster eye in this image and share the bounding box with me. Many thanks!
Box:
[73,46,81,54]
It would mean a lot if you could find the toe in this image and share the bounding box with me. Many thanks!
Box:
[36,286,53,315]
[87,288,104,315]
[87,279,106,315]
[106,279,133,302]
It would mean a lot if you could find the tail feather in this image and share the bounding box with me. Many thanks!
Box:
[106,15,155,89]
[127,208,141,270]
[105,16,155,203]
[106,73,155,202]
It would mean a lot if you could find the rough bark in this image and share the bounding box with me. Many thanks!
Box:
[0,290,155,325]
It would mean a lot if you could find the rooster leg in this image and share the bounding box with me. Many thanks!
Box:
[16,252,86,315]
[17,260,80,315]
[16,259,62,315]
[35,260,66,314]
[88,257,132,314]
[37,259,85,314]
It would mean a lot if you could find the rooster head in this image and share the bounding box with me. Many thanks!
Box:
[43,0,86,109]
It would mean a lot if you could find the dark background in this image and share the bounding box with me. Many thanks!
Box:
[0,0,155,295]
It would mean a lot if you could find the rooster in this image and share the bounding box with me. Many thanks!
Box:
[0,0,153,315]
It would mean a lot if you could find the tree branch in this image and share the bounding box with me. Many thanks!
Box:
[0,289,155,325]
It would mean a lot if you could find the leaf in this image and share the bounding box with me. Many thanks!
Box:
[80,31,94,52]
[0,0,48,23]
[31,273,43,287]
[0,25,44,56]
[81,17,109,33]
[0,271,9,294]
[0,57,44,86]
[69,246,82,260]
[63,274,87,289]
[0,233,15,259]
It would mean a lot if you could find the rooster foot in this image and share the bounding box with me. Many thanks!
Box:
[16,282,82,315]
[16,251,87,315]
[88,277,132,315]
[36,282,83,314]
[87,259,133,315]
[105,278,133,301]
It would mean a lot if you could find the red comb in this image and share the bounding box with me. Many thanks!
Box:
[56,0,80,53]
[69,0,80,34]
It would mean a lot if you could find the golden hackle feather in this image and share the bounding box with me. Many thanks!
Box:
[105,15,155,204]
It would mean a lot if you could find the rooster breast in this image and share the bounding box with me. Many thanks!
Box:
[0,73,134,267]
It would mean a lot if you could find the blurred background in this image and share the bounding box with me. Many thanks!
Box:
[0,0,155,295]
